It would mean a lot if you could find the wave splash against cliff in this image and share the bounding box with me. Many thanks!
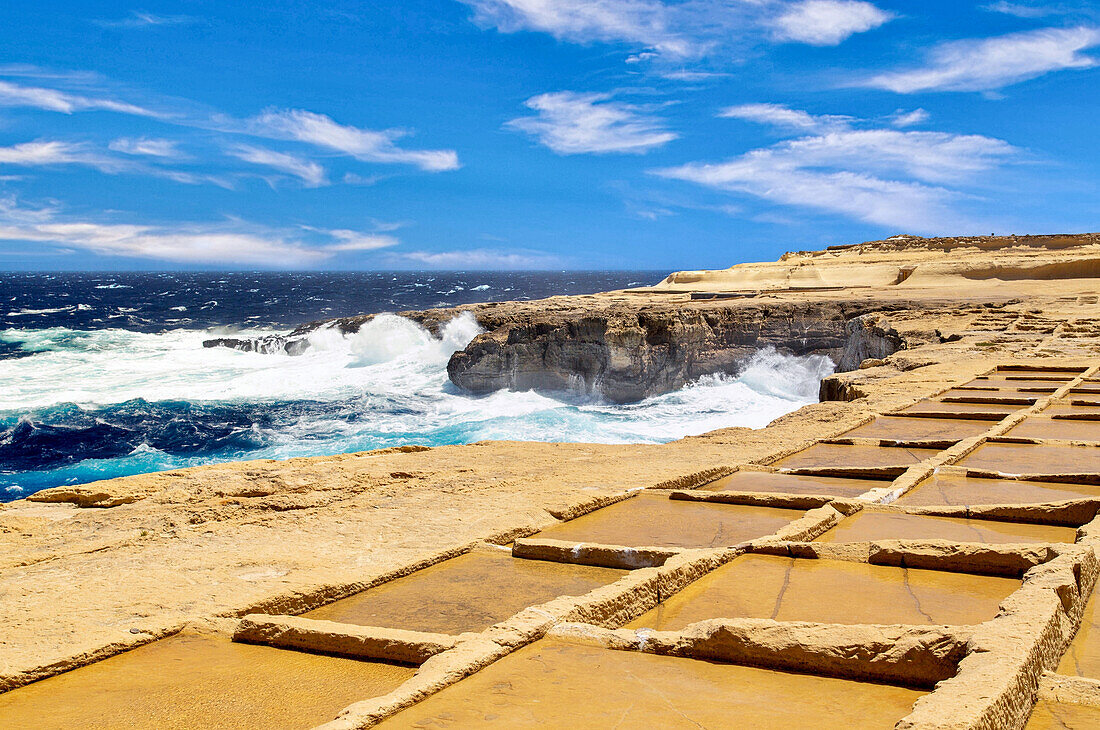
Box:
[0,314,833,498]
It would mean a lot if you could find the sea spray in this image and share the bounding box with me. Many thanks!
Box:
[0,322,833,499]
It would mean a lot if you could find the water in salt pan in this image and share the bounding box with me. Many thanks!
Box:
[0,631,414,730]
[626,554,1019,630]
[374,638,925,729]
[304,550,624,634]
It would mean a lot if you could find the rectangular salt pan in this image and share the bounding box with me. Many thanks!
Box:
[703,471,883,497]
[0,632,415,730]
[533,492,801,548]
[1006,418,1100,442]
[814,510,1076,544]
[838,416,991,443]
[305,550,624,634]
[896,473,1100,507]
[958,442,1100,478]
[1057,593,1100,681]
[375,638,925,729]
[772,443,941,474]
[626,554,1019,630]
[897,400,1024,418]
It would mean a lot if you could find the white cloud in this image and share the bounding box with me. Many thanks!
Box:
[0,140,231,187]
[0,72,459,177]
[395,247,562,269]
[462,0,693,56]
[654,106,1018,232]
[863,26,1100,93]
[719,103,852,132]
[246,108,460,172]
[226,144,327,187]
[889,108,930,128]
[981,2,1080,18]
[461,0,889,60]
[109,137,182,158]
[321,231,400,251]
[506,91,676,154]
[0,79,157,116]
[0,141,132,174]
[0,199,398,266]
[773,0,893,46]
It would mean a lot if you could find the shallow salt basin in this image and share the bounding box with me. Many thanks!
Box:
[994,368,1082,379]
[626,554,1019,630]
[958,378,1061,392]
[958,442,1100,477]
[533,492,802,548]
[771,443,941,474]
[702,470,883,497]
[895,473,1100,507]
[1007,417,1100,442]
[1044,403,1100,419]
[374,638,925,729]
[837,415,991,443]
[939,388,1041,404]
[814,510,1076,544]
[1057,593,1100,680]
[0,631,414,730]
[1025,699,1100,729]
[304,550,624,634]
[897,400,1024,419]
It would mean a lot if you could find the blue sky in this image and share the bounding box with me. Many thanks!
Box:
[0,1,1097,270]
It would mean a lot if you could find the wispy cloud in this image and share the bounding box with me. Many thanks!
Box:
[719,103,853,133]
[888,108,930,128]
[0,140,128,173]
[772,0,893,46]
[0,79,158,116]
[506,91,676,154]
[0,198,397,266]
[95,12,199,29]
[981,2,1090,19]
[109,137,183,158]
[394,247,562,269]
[463,0,694,56]
[653,105,1018,232]
[461,0,890,61]
[862,26,1100,93]
[318,229,400,251]
[245,108,460,172]
[0,140,230,187]
[226,144,328,187]
[0,71,460,177]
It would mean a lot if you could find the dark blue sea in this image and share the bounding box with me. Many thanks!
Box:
[0,271,832,500]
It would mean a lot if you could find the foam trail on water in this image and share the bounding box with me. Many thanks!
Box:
[0,316,833,497]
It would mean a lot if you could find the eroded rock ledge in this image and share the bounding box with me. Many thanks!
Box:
[204,232,1100,402]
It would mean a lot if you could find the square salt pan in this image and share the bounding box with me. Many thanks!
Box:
[534,492,802,549]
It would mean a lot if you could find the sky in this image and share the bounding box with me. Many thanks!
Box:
[0,1,1097,271]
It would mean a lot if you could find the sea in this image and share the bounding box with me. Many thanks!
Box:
[0,271,835,501]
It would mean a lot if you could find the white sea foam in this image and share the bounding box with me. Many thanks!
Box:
[0,316,833,451]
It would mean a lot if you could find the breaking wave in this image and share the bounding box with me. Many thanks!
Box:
[0,315,833,499]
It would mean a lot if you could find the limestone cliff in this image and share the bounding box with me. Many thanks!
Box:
[204,233,1100,403]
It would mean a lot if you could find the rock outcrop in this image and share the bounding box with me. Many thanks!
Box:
[203,232,1100,403]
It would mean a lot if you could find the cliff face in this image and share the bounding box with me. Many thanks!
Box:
[207,229,1100,403]
[446,301,898,403]
[202,294,984,404]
